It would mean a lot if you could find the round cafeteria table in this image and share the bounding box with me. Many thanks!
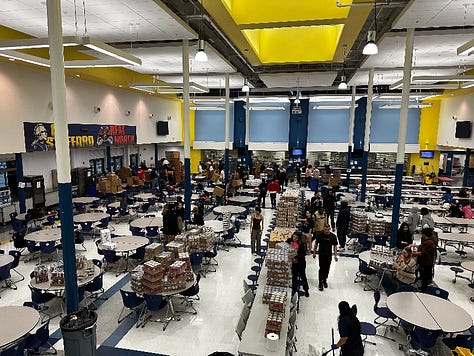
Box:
[72,196,100,205]
[227,196,256,204]
[100,236,149,253]
[73,212,109,224]
[129,216,163,229]
[204,220,230,234]
[213,205,246,215]
[108,201,121,209]
[25,228,62,243]
[134,193,156,201]
[0,254,14,268]
[0,306,40,348]
[461,261,474,273]
[387,292,472,333]
[30,265,101,292]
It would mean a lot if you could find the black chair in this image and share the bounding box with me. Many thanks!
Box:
[24,320,57,354]
[129,246,146,266]
[74,230,87,251]
[406,326,441,355]
[354,259,377,290]
[373,290,397,341]
[85,259,107,303]
[138,294,165,328]
[102,250,121,274]
[0,336,26,356]
[203,243,218,273]
[28,285,58,321]
[8,250,24,282]
[130,226,145,237]
[118,289,144,323]
[0,262,16,291]
[178,274,201,314]
[442,334,474,352]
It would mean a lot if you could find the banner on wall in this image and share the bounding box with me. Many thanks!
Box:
[23,123,137,152]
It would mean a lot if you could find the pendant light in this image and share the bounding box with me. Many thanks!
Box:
[363,1,378,55]
[241,79,250,92]
[338,45,348,89]
[195,1,208,62]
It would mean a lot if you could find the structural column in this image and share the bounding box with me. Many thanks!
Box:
[245,91,250,167]
[106,146,111,173]
[46,0,78,313]
[182,40,191,221]
[15,153,26,214]
[154,143,159,170]
[390,28,415,247]
[346,86,356,188]
[360,68,374,202]
[224,73,230,189]
[445,152,454,177]
[463,148,471,187]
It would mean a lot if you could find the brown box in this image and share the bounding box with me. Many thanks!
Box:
[231,179,243,188]
[126,177,133,186]
[172,151,180,159]
[211,172,220,183]
[118,167,131,181]
[328,177,340,187]
[133,176,140,185]
[214,186,225,197]
[143,171,151,182]
[138,179,145,186]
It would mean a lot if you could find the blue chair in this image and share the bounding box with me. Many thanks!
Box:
[145,226,159,240]
[90,199,101,211]
[222,228,241,248]
[39,241,57,264]
[28,285,57,320]
[97,217,110,229]
[74,230,87,251]
[354,259,377,290]
[178,274,201,314]
[442,334,474,352]
[407,327,441,354]
[74,203,86,214]
[8,250,24,282]
[396,284,416,293]
[103,249,120,271]
[129,247,146,266]
[130,226,145,237]
[203,244,218,273]
[0,336,26,356]
[373,290,397,341]
[426,285,449,299]
[374,235,388,246]
[118,289,144,324]
[106,206,117,219]
[234,220,241,233]
[24,320,57,355]
[79,221,94,239]
[137,203,150,214]
[12,219,27,234]
[138,294,166,328]
[118,207,129,222]
[95,240,104,256]
[9,211,18,222]
[0,262,16,290]
[85,259,107,302]
[26,240,41,262]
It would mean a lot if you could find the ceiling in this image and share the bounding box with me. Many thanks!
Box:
[0,0,473,99]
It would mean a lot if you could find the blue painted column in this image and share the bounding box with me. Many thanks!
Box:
[154,143,159,169]
[346,85,356,188]
[288,99,309,155]
[224,74,230,188]
[46,0,78,313]
[15,153,26,213]
[360,151,369,202]
[182,40,191,221]
[106,145,112,173]
[463,148,471,187]
[390,28,414,247]
[445,152,454,177]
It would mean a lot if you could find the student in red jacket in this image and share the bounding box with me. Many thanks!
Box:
[267,178,280,209]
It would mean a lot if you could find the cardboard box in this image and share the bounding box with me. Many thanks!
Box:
[133,176,140,185]
[126,177,133,186]
[328,177,340,187]
[211,172,220,183]
[138,179,145,186]
[214,186,225,197]
[231,179,243,188]
[118,167,131,181]
[172,151,180,159]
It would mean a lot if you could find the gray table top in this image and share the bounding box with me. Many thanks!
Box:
[0,254,14,268]
[238,261,290,356]
[30,265,101,291]
[25,228,62,242]
[204,220,230,233]
[108,201,121,208]
[73,212,109,223]
[72,197,100,204]
[100,236,149,253]
[134,193,156,201]
[129,216,163,229]
[461,261,474,273]
[387,292,473,333]
[445,217,474,226]
[227,196,256,204]
[213,205,246,215]
[432,215,452,224]
[0,306,40,348]
[438,232,474,244]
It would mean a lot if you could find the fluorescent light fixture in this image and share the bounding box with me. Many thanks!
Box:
[0,36,142,68]
[313,104,357,110]
[412,75,474,83]
[461,82,474,89]
[457,39,474,56]
[248,97,289,103]
[363,30,378,55]
[243,106,286,111]
[195,39,208,62]
[379,103,432,109]
[190,106,225,111]
[310,95,362,102]
[129,81,209,94]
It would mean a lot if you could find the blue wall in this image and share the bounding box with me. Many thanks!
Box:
[194,106,234,141]
[248,103,290,142]
[308,102,350,143]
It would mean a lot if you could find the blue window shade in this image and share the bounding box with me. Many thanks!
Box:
[248,104,290,142]
[194,106,234,141]
[308,103,350,143]
[370,103,420,144]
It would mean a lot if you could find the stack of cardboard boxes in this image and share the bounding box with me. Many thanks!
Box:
[171,152,183,184]
[97,173,124,194]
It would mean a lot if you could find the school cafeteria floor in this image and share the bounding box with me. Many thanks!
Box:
[0,194,473,356]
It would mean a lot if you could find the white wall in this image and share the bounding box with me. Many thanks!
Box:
[0,61,182,153]
[437,91,474,148]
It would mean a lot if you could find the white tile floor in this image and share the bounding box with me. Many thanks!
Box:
[0,195,473,356]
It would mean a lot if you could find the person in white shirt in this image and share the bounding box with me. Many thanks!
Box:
[198,161,203,174]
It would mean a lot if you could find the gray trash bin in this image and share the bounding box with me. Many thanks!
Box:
[60,309,98,356]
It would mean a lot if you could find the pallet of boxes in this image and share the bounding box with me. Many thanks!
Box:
[171,152,184,184]
[97,173,125,194]
[275,188,299,228]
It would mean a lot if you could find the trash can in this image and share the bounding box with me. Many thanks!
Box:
[60,309,98,356]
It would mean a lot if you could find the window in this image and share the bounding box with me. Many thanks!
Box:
[130,153,138,167]
[111,156,123,172]
[89,158,104,176]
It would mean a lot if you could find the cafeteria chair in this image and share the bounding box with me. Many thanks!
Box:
[118,207,130,222]
[235,315,246,341]
[395,284,416,293]
[360,322,377,346]
[102,250,121,275]
[202,243,218,273]
[12,219,27,234]
[0,336,26,356]
[28,285,58,321]
[241,288,255,306]
[74,230,87,251]
[404,326,441,355]
[118,289,145,324]
[240,303,251,325]
[178,274,201,314]
[8,250,24,282]
[95,240,104,256]
[130,226,146,237]
[442,334,474,352]
[450,266,465,283]
[24,319,57,355]
[79,222,94,239]
[286,323,297,354]
[372,290,397,341]
[9,211,18,222]
[12,231,27,251]
[145,226,159,241]
[222,228,241,249]
[96,216,114,232]
[73,202,86,214]
[85,259,107,304]
[426,285,449,300]
[242,279,257,294]
[354,259,377,291]
[0,262,16,291]
[106,206,118,220]
[129,246,146,268]
[38,241,58,264]
[138,294,165,328]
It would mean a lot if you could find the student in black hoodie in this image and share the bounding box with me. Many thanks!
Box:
[336,201,351,250]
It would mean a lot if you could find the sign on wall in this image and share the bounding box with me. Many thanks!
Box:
[23,123,137,152]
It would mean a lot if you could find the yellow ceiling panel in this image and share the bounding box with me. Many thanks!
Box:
[222,0,351,24]
[242,25,344,63]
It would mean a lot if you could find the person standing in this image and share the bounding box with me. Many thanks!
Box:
[330,301,364,356]
[313,206,327,243]
[313,224,338,291]
[406,206,421,234]
[413,227,436,292]
[249,207,264,255]
[305,165,312,188]
[286,231,310,297]
[257,179,267,208]
[298,210,315,252]
[420,207,435,229]
[296,164,301,186]
[336,201,351,250]
[311,191,323,212]
[267,178,280,209]
[162,203,179,243]
[323,189,336,229]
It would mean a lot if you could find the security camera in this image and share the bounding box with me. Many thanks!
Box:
[125,110,131,116]
[149,113,154,119]
[93,106,101,113]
